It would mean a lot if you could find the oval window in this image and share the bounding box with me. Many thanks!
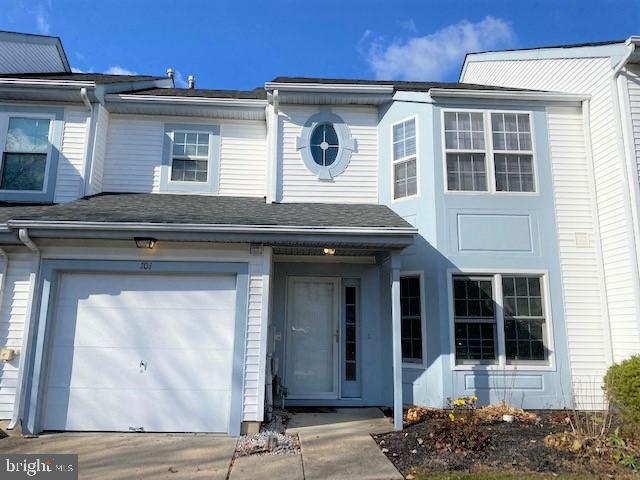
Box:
[310,123,339,166]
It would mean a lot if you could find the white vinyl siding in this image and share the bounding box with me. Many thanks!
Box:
[218,122,267,197]
[547,106,609,407]
[626,65,640,188]
[0,252,34,419]
[87,104,109,195]
[463,57,640,365]
[279,106,378,203]
[102,116,266,196]
[54,108,88,202]
[243,249,271,421]
[0,38,66,74]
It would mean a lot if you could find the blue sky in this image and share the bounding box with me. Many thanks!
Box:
[2,0,639,89]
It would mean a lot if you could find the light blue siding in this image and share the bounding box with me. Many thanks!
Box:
[378,95,572,409]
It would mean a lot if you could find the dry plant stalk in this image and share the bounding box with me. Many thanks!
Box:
[568,377,614,438]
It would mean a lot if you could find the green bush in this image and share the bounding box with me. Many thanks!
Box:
[604,355,640,428]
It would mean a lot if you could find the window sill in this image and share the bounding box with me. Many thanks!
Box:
[451,363,554,372]
[402,362,426,370]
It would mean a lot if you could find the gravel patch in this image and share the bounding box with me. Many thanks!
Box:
[235,410,300,457]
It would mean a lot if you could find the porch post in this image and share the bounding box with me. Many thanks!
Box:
[390,251,403,431]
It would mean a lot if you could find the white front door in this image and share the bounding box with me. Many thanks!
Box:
[285,277,339,399]
[42,272,237,433]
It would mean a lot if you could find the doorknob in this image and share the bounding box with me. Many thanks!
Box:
[139,361,147,371]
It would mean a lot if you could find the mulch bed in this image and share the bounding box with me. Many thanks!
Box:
[374,411,636,479]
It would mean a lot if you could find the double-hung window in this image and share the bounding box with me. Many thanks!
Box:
[491,113,535,192]
[502,275,547,362]
[1,117,51,191]
[453,276,496,362]
[400,275,423,363]
[444,112,487,192]
[392,118,417,199]
[171,131,210,183]
[452,273,549,366]
[444,110,536,193]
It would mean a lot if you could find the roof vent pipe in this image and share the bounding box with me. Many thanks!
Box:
[166,68,175,79]
[188,75,195,89]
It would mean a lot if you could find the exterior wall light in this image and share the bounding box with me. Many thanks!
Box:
[323,248,336,256]
[134,237,157,249]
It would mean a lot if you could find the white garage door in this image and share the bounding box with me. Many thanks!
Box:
[42,272,237,433]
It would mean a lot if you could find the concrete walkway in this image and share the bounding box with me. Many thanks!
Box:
[287,408,402,480]
[0,408,401,480]
[0,432,237,480]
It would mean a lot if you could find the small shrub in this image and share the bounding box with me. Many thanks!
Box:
[604,355,640,430]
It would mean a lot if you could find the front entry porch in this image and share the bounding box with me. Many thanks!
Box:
[269,249,405,430]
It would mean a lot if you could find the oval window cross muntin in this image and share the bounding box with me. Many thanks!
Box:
[296,111,357,180]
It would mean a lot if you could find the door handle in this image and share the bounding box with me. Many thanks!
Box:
[334,330,339,344]
[139,361,147,371]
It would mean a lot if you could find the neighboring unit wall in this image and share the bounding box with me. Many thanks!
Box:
[54,107,89,203]
[463,57,640,362]
[547,106,610,407]
[626,65,640,187]
[278,106,378,203]
[0,252,34,419]
[101,115,267,196]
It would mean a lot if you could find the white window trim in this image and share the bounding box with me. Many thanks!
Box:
[447,268,555,372]
[0,112,55,194]
[390,115,420,202]
[168,129,212,185]
[400,270,427,368]
[441,108,539,196]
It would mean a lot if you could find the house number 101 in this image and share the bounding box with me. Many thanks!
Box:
[140,262,153,270]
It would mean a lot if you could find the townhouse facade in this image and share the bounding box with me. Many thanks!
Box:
[0,31,622,436]
[462,36,640,404]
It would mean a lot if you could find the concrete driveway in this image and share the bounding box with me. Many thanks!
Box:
[0,432,237,480]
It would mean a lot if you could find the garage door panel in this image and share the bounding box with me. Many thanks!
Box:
[56,274,237,309]
[52,306,236,348]
[44,387,231,432]
[47,346,234,389]
[42,271,239,433]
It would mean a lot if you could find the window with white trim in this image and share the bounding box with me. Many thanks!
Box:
[452,273,549,365]
[401,275,422,362]
[444,112,487,192]
[171,131,209,182]
[491,113,535,192]
[1,117,51,191]
[392,118,417,199]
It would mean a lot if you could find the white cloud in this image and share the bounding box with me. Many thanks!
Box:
[104,65,137,76]
[362,16,515,81]
[35,4,51,35]
[71,67,85,73]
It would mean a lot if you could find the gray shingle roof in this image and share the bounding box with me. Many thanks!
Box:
[0,72,166,84]
[7,193,413,229]
[270,76,543,93]
[0,203,53,224]
[125,87,267,100]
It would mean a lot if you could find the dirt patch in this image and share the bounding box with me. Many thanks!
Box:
[374,411,635,479]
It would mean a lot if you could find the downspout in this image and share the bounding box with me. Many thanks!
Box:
[79,87,96,197]
[9,229,40,431]
[610,38,640,352]
[266,90,279,203]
